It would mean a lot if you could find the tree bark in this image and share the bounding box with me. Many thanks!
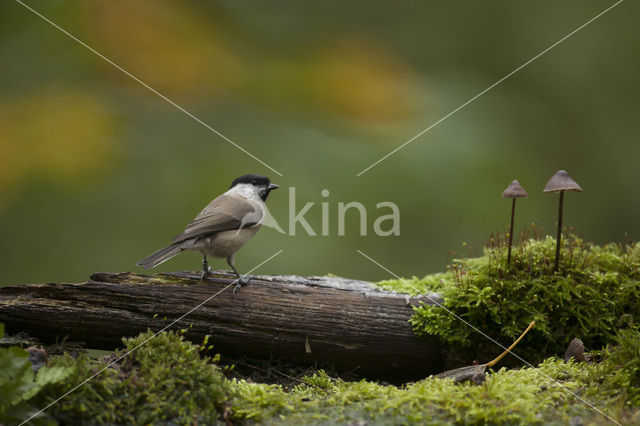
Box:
[0,271,443,381]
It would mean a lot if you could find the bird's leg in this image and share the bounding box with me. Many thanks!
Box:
[201,256,209,280]
[227,255,249,295]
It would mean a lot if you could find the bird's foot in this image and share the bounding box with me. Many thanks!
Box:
[200,259,213,279]
[201,257,211,280]
[232,275,249,296]
[232,282,243,296]
[200,267,213,280]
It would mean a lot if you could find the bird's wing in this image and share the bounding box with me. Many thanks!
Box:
[170,194,263,243]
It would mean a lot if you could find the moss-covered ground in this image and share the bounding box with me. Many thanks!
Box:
[4,326,638,425]
[2,236,640,425]
[377,235,640,367]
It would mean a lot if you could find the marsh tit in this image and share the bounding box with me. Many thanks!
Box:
[137,174,279,294]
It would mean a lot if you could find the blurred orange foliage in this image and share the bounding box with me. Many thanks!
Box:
[0,89,118,196]
[82,2,417,122]
[84,1,243,100]
[307,38,417,121]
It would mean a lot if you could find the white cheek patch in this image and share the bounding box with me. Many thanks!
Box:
[229,183,260,199]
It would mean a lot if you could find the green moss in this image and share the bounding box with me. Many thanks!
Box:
[0,323,73,426]
[227,343,640,425]
[585,327,640,407]
[40,330,230,425]
[4,325,636,425]
[224,326,640,424]
[376,236,640,361]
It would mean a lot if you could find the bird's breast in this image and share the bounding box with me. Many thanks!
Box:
[194,225,262,258]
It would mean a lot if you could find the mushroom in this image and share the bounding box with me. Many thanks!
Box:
[502,180,528,267]
[563,338,586,363]
[543,170,583,272]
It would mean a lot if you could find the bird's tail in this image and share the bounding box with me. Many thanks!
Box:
[136,243,184,269]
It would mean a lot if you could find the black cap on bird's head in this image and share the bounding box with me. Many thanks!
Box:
[231,174,279,201]
[231,174,271,188]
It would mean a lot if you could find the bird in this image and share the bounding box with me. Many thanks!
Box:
[136,174,279,294]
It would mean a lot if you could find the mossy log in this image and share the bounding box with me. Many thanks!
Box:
[0,271,443,380]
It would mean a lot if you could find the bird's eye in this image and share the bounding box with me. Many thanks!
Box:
[251,180,257,185]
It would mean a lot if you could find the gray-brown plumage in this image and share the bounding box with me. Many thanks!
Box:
[137,174,279,293]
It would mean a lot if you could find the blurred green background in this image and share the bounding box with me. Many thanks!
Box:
[1,0,638,285]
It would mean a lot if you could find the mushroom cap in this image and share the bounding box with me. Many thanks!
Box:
[502,180,528,199]
[543,170,583,193]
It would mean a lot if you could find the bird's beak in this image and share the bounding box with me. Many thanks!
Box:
[268,183,280,190]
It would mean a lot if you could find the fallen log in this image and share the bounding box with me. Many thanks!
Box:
[0,271,443,381]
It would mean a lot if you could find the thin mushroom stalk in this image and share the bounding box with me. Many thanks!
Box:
[436,320,536,382]
[553,191,564,272]
[485,320,536,368]
[543,170,582,273]
[502,180,528,267]
[508,198,516,264]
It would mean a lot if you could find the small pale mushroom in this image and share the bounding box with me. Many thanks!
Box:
[502,180,528,267]
[543,170,583,272]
